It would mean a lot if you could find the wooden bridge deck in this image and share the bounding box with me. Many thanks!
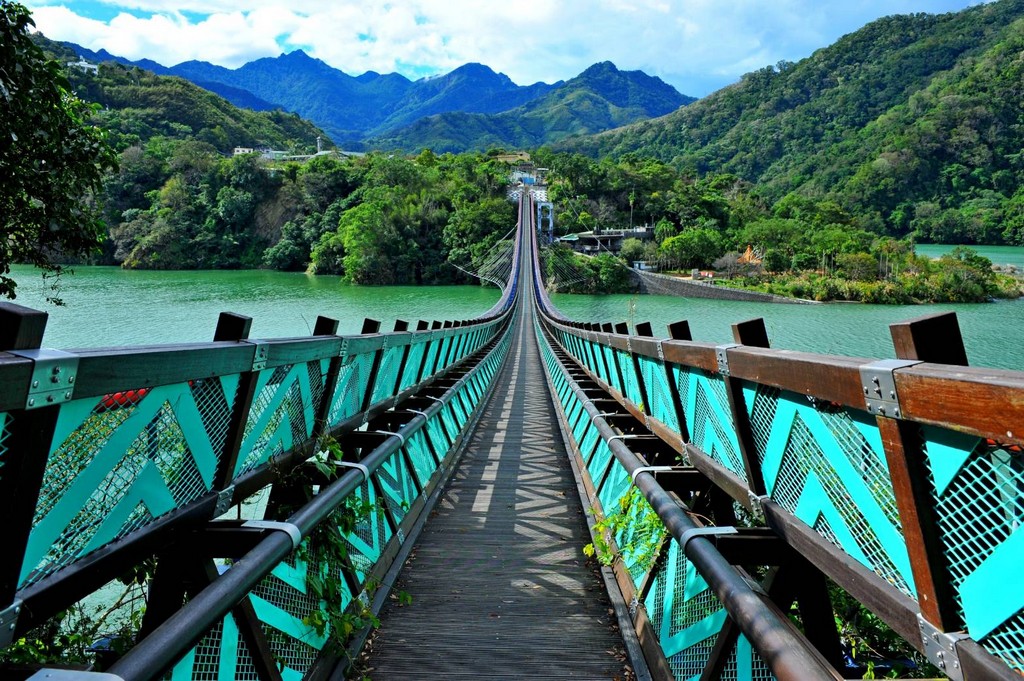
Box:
[363,304,628,679]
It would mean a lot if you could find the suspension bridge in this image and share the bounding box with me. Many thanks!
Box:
[0,193,1020,680]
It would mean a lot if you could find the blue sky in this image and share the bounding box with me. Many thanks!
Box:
[27,0,993,95]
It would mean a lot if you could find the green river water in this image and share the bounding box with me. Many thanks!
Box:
[8,261,1024,370]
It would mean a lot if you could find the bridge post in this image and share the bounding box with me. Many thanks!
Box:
[212,313,259,492]
[311,316,341,445]
[880,312,965,631]
[668,320,692,341]
[0,303,61,625]
[359,318,385,414]
[725,318,769,498]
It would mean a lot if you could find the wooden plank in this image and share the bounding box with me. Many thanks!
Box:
[879,418,960,630]
[0,302,47,351]
[660,342,719,373]
[894,366,1024,445]
[762,500,923,649]
[368,311,628,679]
[890,312,969,366]
[883,316,965,631]
[262,336,342,367]
[725,348,870,408]
[70,345,255,398]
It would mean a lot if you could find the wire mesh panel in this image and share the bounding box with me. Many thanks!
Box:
[424,414,451,458]
[601,346,623,395]
[375,450,418,525]
[236,360,329,477]
[21,376,240,588]
[675,365,745,482]
[721,635,776,681]
[597,461,631,521]
[168,612,261,681]
[616,349,645,409]
[250,554,333,678]
[921,426,1024,671]
[638,356,680,434]
[746,383,914,597]
[369,345,405,405]
[587,438,614,485]
[327,352,377,427]
[397,342,427,392]
[404,430,438,488]
[0,411,10,480]
[343,481,393,583]
[572,406,595,452]
[644,540,728,680]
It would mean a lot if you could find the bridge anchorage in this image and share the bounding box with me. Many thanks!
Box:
[0,195,1021,680]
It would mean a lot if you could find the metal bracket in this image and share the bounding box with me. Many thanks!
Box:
[747,493,768,520]
[28,672,125,681]
[656,342,665,361]
[247,342,269,371]
[715,344,739,376]
[0,600,23,647]
[631,465,688,485]
[375,430,406,448]
[859,359,921,418]
[213,485,236,517]
[918,615,968,681]
[679,526,738,552]
[242,520,303,550]
[10,349,79,410]
[628,595,639,617]
[333,459,371,483]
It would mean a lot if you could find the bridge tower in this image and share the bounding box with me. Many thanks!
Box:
[535,198,554,245]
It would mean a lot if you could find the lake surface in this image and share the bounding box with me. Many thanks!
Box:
[552,292,1024,370]
[8,263,1023,371]
[915,243,1024,269]
[8,266,500,348]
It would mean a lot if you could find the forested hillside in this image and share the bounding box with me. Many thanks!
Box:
[562,0,1024,245]
[32,36,516,280]
[371,62,694,153]
[38,37,325,154]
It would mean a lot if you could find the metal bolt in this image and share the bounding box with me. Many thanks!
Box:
[46,395,55,403]
[28,398,35,407]
[64,391,72,399]
[872,376,880,385]
[51,366,60,375]
[878,406,887,416]
[68,375,74,384]
[889,391,896,399]
[863,387,869,395]
[32,380,39,389]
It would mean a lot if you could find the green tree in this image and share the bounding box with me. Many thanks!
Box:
[1,1,117,300]
[660,228,724,270]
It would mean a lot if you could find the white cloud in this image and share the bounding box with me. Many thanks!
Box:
[27,0,990,94]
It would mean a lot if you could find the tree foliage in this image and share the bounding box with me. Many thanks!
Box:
[1,2,117,301]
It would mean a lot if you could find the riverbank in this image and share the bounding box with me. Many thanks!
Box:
[628,268,818,304]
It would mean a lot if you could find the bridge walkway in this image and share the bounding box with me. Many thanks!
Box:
[363,286,627,678]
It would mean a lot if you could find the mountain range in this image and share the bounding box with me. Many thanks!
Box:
[60,43,693,151]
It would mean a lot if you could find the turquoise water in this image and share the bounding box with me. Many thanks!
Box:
[8,263,1022,370]
[551,292,1024,370]
[915,243,1024,269]
[7,266,500,348]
